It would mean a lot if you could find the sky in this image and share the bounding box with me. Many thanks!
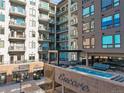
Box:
[51,0,62,4]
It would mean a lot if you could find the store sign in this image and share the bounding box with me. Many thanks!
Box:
[58,73,90,92]
[20,65,29,70]
[14,65,29,71]
[55,68,90,93]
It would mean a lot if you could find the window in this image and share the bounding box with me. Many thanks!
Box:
[39,1,49,10]
[29,54,35,61]
[114,34,120,48]
[29,20,36,27]
[83,5,95,17]
[0,0,5,9]
[102,35,113,48]
[83,20,94,33]
[83,37,95,48]
[29,31,35,37]
[114,13,120,27]
[82,0,94,4]
[0,27,4,34]
[17,55,21,61]
[102,16,112,30]
[102,13,120,30]
[83,23,90,32]
[0,13,5,22]
[101,0,120,11]
[114,0,120,7]
[0,40,4,48]
[102,34,120,48]
[29,8,36,16]
[29,41,36,48]
[29,0,36,5]
[0,55,3,63]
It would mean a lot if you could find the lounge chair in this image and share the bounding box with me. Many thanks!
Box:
[92,63,110,71]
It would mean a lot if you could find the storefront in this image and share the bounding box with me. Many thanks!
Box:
[0,73,6,85]
[12,65,30,82]
[33,65,44,80]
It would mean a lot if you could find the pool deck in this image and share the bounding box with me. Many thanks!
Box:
[44,63,124,93]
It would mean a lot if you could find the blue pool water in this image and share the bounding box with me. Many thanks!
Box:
[70,67,114,79]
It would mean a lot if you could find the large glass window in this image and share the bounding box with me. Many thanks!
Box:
[101,0,120,11]
[114,13,120,27]
[0,0,5,9]
[114,0,120,7]
[102,36,113,48]
[83,37,95,49]
[102,13,120,30]
[39,1,49,10]
[102,34,120,48]
[102,16,112,30]
[83,20,94,33]
[0,14,5,22]
[29,0,36,5]
[83,5,95,17]
[114,34,120,48]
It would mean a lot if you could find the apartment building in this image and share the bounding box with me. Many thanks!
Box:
[56,0,79,61]
[80,0,124,65]
[56,0,124,63]
[0,0,56,63]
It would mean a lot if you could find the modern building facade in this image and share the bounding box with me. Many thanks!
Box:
[0,0,56,63]
[0,0,124,64]
[56,0,79,61]
[56,0,124,64]
[81,0,124,63]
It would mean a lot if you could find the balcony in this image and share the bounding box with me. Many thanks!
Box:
[49,19,55,24]
[8,45,25,52]
[39,14,49,23]
[38,36,50,42]
[56,29,68,34]
[70,29,78,39]
[70,17,78,26]
[9,8,26,17]
[38,47,49,52]
[10,0,26,6]
[39,2,49,12]
[57,9,68,16]
[57,19,68,25]
[38,25,49,33]
[70,3,78,13]
[9,34,25,41]
[49,10,55,16]
[9,19,26,29]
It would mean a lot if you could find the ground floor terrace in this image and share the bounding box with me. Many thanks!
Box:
[0,62,44,85]
[48,50,124,72]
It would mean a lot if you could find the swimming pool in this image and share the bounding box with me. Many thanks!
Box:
[70,67,114,79]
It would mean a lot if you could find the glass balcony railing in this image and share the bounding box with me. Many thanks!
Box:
[10,6,26,16]
[10,0,26,5]
[9,34,25,39]
[70,3,78,13]
[38,47,49,51]
[39,36,50,41]
[39,14,49,21]
[38,25,48,31]
[9,45,25,51]
[9,19,26,28]
[39,1,49,11]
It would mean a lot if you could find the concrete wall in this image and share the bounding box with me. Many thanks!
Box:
[44,64,124,93]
